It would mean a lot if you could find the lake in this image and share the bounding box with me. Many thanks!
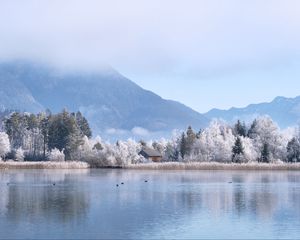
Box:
[0,169,299,239]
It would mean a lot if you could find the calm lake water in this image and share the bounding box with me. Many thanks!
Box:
[0,169,299,239]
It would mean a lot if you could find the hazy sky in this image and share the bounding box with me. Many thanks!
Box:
[0,0,300,112]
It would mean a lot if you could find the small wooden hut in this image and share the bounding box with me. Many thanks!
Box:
[139,147,162,162]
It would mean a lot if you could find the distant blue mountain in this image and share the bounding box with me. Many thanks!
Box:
[2,60,298,136]
[204,96,300,128]
[0,61,209,137]
[0,64,43,113]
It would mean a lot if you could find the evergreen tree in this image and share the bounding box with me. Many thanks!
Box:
[261,143,270,163]
[48,114,68,154]
[139,140,147,147]
[40,113,50,160]
[248,119,258,138]
[164,141,180,162]
[26,113,40,159]
[232,137,244,163]
[196,129,203,139]
[234,120,247,137]
[75,111,92,138]
[93,142,103,151]
[48,110,84,160]
[4,112,23,149]
[168,147,179,161]
[179,132,187,159]
[287,137,300,162]
[186,126,196,155]
[66,126,83,160]
[3,110,92,161]
[27,113,38,130]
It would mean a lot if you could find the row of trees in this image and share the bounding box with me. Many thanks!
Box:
[74,116,300,165]
[0,110,91,161]
[151,117,300,163]
[0,111,300,165]
[0,110,144,165]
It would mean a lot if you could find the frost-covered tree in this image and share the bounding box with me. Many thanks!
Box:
[162,133,180,162]
[3,110,91,161]
[240,137,259,162]
[15,148,24,162]
[248,117,286,162]
[152,139,168,157]
[48,148,65,162]
[194,121,236,162]
[4,112,45,160]
[113,139,143,166]
[2,110,298,165]
[76,136,145,167]
[164,142,180,161]
[0,132,10,160]
[74,136,106,166]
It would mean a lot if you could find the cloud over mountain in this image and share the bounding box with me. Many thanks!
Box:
[0,61,209,138]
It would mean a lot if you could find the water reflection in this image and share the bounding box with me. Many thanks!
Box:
[0,170,90,224]
[0,169,299,239]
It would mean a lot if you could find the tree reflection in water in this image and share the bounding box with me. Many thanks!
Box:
[0,169,299,239]
[0,170,90,223]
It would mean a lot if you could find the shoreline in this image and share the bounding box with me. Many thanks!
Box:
[125,162,300,171]
[0,161,90,169]
[1,161,300,170]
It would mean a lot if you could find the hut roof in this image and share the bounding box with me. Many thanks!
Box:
[140,147,162,157]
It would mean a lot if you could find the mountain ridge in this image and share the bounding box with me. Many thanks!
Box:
[0,60,209,138]
[204,95,300,128]
[1,60,300,136]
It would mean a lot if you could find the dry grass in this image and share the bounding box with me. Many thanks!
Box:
[125,162,300,171]
[0,161,90,169]
[1,161,300,171]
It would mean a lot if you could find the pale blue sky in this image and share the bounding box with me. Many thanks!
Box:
[0,0,300,112]
[125,59,300,112]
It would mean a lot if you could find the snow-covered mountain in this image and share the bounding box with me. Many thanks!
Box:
[0,61,209,137]
[204,96,300,128]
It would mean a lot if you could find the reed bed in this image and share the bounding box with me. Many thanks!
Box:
[0,161,90,169]
[125,162,300,171]
[1,161,300,171]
